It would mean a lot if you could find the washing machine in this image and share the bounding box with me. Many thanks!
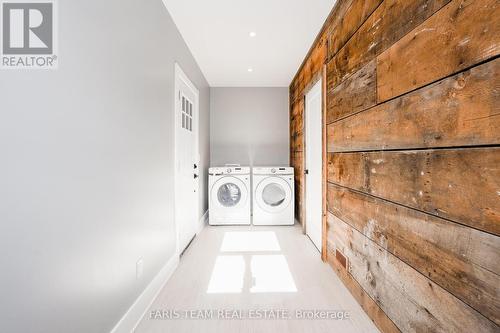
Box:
[209,166,251,225]
[252,167,295,225]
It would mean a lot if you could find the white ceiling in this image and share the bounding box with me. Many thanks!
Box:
[162,0,337,87]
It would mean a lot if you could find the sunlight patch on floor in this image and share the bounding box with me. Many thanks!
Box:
[220,231,281,252]
[250,255,297,293]
[207,255,245,294]
[208,231,297,294]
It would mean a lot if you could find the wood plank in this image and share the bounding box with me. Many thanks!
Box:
[327,0,383,59]
[329,213,499,332]
[304,37,327,85]
[326,245,401,333]
[290,110,303,137]
[326,59,376,123]
[291,150,304,225]
[291,0,353,90]
[297,71,305,100]
[290,100,299,119]
[377,0,500,102]
[327,184,500,324]
[328,58,500,152]
[291,98,305,152]
[290,151,304,182]
[329,0,450,89]
[327,148,500,236]
[296,184,304,225]
[290,116,298,137]
[292,46,320,101]
[290,82,297,104]
[291,131,304,152]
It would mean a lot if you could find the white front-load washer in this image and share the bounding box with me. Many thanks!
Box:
[209,166,251,225]
[252,167,295,225]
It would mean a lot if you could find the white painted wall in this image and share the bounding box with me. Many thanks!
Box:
[0,1,209,332]
[210,88,289,167]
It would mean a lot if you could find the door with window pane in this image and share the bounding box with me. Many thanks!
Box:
[175,64,199,255]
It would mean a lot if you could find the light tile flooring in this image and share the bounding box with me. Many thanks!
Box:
[135,224,379,333]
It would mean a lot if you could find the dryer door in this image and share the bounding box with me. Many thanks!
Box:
[211,176,248,209]
[255,177,292,213]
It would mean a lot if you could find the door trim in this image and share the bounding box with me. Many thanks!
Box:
[174,63,200,257]
[321,65,327,261]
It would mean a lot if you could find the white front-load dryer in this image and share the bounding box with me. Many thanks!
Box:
[209,166,251,225]
[252,167,295,225]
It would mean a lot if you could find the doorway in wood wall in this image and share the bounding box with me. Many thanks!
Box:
[304,78,323,253]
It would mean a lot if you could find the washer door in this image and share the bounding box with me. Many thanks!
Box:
[211,176,248,209]
[255,177,292,213]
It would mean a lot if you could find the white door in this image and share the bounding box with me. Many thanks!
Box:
[305,79,323,253]
[175,64,200,255]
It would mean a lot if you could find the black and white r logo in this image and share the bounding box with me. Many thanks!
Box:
[2,2,53,54]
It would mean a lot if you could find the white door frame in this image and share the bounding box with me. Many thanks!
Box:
[304,77,323,254]
[174,63,200,257]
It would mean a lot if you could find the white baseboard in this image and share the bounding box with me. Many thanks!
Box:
[110,254,179,333]
[111,211,207,333]
[197,210,209,234]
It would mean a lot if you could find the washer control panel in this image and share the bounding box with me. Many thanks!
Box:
[209,167,250,175]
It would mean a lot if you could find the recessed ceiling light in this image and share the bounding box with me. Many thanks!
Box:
[249,32,257,37]
[247,68,253,73]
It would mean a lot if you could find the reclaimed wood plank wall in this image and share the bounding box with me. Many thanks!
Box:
[289,0,500,331]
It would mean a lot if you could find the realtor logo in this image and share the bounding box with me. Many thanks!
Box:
[1,0,58,69]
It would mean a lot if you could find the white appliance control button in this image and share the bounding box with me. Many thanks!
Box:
[271,168,276,173]
[227,168,232,173]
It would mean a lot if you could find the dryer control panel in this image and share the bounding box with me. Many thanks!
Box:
[252,167,294,176]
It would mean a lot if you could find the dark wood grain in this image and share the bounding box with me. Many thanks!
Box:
[327,0,383,59]
[377,0,500,102]
[329,0,450,89]
[326,59,376,123]
[327,148,500,235]
[327,184,500,324]
[328,59,500,152]
[326,243,401,333]
[329,212,499,332]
